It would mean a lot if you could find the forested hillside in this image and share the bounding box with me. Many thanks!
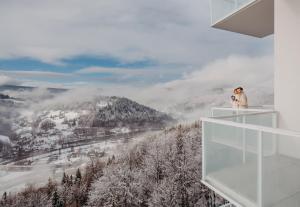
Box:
[0,123,226,207]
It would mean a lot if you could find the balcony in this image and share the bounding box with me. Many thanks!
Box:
[210,0,274,38]
[201,107,300,207]
[211,0,256,24]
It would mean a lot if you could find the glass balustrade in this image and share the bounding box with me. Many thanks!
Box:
[210,0,256,24]
[202,113,300,207]
[203,121,259,206]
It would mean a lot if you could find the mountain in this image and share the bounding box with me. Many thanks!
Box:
[0,94,16,107]
[92,97,172,128]
[0,93,11,99]
[2,95,174,160]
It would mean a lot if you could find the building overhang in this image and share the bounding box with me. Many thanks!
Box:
[211,0,274,38]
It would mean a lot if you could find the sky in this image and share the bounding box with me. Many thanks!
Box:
[0,0,273,88]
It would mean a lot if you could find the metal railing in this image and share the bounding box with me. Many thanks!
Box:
[211,107,274,117]
[220,203,235,207]
[201,108,300,207]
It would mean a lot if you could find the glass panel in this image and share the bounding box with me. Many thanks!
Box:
[211,109,238,117]
[218,112,275,128]
[212,108,257,117]
[262,133,300,207]
[244,113,274,127]
[211,0,256,24]
[204,121,258,206]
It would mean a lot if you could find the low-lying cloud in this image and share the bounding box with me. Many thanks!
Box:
[68,55,274,120]
[0,75,19,86]
[1,55,274,122]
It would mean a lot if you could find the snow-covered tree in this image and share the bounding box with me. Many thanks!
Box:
[1,123,226,207]
[88,124,224,207]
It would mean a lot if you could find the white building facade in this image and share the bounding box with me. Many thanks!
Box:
[202,1,300,206]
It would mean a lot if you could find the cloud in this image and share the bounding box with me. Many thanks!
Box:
[77,66,154,75]
[0,74,19,86]
[0,70,71,78]
[0,0,272,67]
[1,66,179,87]
[95,55,274,120]
[5,55,273,122]
[75,65,186,80]
[165,55,274,93]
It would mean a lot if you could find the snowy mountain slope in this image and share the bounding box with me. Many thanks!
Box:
[2,95,174,160]
[92,97,172,128]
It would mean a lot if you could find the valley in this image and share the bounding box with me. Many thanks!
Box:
[0,121,161,194]
[0,85,173,195]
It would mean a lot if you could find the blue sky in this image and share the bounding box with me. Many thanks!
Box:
[0,0,273,88]
[0,56,181,86]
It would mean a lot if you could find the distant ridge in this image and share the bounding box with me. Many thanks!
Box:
[0,84,68,93]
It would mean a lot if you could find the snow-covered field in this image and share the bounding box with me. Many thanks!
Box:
[0,131,154,195]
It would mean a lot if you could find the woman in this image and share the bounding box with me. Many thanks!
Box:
[235,87,248,109]
[231,89,239,108]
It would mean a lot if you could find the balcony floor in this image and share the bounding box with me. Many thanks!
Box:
[206,155,300,207]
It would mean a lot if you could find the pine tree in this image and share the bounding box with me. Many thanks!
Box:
[0,192,7,206]
[69,175,74,185]
[52,190,63,207]
[75,168,82,183]
[2,192,7,203]
[61,172,67,185]
[47,178,56,198]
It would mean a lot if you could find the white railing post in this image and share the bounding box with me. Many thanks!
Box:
[257,130,263,207]
[242,115,246,164]
[209,0,213,25]
[272,112,278,155]
[202,121,207,180]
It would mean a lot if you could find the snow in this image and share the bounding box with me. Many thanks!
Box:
[39,110,80,130]
[64,111,79,119]
[97,101,109,108]
[47,110,79,120]
[110,127,131,134]
[4,95,170,169]
[0,131,144,195]
[0,135,11,145]
[15,127,32,135]
[87,125,205,207]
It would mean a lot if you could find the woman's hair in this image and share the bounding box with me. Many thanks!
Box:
[237,87,243,91]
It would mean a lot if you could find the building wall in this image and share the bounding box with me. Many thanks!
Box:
[275,0,300,157]
[275,0,300,131]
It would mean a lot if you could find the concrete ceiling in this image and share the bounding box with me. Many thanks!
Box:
[212,0,274,38]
